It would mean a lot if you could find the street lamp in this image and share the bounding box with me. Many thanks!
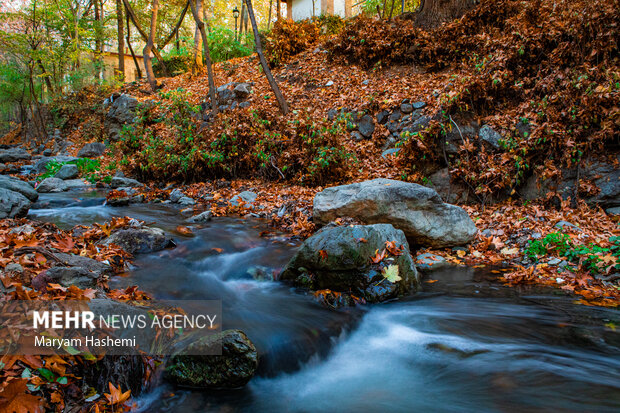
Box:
[233,6,240,42]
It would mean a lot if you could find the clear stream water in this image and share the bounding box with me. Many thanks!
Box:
[29,190,620,413]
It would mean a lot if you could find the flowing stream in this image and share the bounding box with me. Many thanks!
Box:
[29,190,620,412]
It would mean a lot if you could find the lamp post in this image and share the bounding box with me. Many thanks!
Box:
[233,6,240,42]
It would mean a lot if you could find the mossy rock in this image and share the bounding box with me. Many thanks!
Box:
[165,329,258,389]
[280,223,419,302]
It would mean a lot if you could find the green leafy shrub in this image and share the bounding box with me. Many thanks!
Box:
[39,158,102,183]
[207,27,254,63]
[153,28,254,76]
[116,90,354,185]
[153,42,194,77]
[525,232,620,275]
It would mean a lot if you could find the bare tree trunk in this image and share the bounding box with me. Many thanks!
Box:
[268,0,273,30]
[126,11,142,79]
[189,0,218,116]
[28,64,47,142]
[143,0,159,91]
[244,0,288,114]
[276,0,280,21]
[388,0,395,19]
[116,0,125,80]
[94,0,102,81]
[160,1,189,48]
[203,0,210,33]
[193,0,203,70]
[122,0,169,76]
[240,3,246,38]
[414,0,475,28]
[381,0,388,18]
[37,60,54,94]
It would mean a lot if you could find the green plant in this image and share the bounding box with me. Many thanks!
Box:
[38,158,102,183]
[525,232,620,275]
[207,27,254,63]
[153,39,194,76]
[525,232,571,260]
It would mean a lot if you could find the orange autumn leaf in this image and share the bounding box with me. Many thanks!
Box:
[51,234,75,253]
[318,250,328,261]
[0,379,45,413]
[175,226,194,236]
[104,382,131,406]
[385,241,404,256]
[14,235,39,248]
[371,249,387,264]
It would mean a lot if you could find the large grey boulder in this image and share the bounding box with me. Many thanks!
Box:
[105,94,139,141]
[166,329,258,389]
[77,142,106,158]
[110,176,143,188]
[313,178,477,248]
[0,175,38,201]
[54,163,79,180]
[37,177,68,193]
[0,147,30,163]
[0,188,31,218]
[64,179,89,190]
[100,227,173,254]
[280,224,419,302]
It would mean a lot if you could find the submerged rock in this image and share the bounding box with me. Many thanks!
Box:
[280,224,419,302]
[100,227,173,254]
[415,253,449,272]
[186,210,212,223]
[166,329,258,389]
[313,178,477,248]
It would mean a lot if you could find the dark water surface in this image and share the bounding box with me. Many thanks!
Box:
[29,191,620,412]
